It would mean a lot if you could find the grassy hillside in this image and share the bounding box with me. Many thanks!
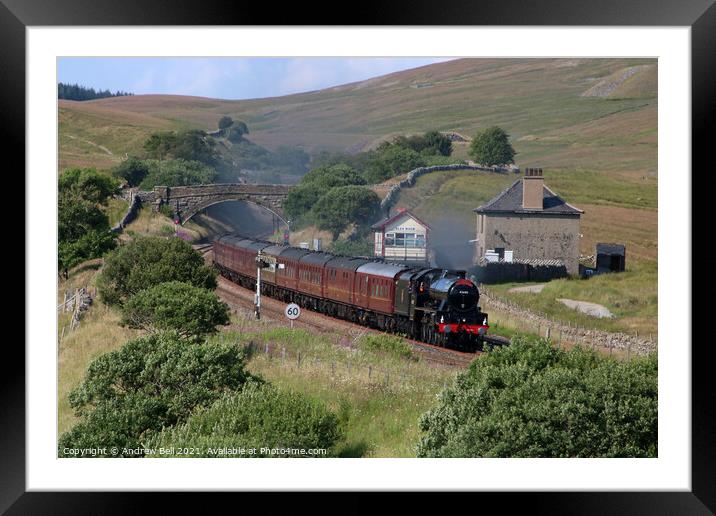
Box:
[58,58,657,176]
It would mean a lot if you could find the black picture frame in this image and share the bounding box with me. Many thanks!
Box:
[7,0,713,512]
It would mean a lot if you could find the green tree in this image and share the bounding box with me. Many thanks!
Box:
[284,164,367,221]
[97,236,217,306]
[138,158,217,190]
[111,156,150,187]
[312,186,381,239]
[218,115,234,130]
[121,281,230,339]
[364,146,426,183]
[58,168,119,276]
[417,338,657,458]
[143,130,218,166]
[59,229,117,273]
[59,168,119,205]
[468,126,516,166]
[145,382,342,457]
[58,333,255,457]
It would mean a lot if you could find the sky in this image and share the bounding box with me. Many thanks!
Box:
[58,57,454,100]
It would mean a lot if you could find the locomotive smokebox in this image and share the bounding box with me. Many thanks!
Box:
[429,277,479,312]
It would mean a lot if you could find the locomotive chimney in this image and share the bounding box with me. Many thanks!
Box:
[522,167,544,210]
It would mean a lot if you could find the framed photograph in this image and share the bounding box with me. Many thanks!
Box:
[8,0,713,511]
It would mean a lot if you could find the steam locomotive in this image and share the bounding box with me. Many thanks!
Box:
[213,234,490,350]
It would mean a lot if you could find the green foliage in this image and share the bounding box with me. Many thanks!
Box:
[146,382,342,457]
[359,334,413,360]
[59,333,254,457]
[59,168,119,205]
[329,237,373,257]
[138,158,217,190]
[363,146,426,183]
[97,236,217,306]
[111,156,150,187]
[468,126,516,166]
[158,203,175,219]
[218,115,234,130]
[121,281,230,339]
[284,164,366,221]
[417,338,657,458]
[58,168,119,275]
[143,130,218,165]
[59,229,117,272]
[382,130,453,157]
[312,186,381,239]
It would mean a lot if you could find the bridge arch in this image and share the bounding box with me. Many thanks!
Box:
[181,197,289,227]
[150,183,292,226]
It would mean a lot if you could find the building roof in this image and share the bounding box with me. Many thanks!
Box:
[596,243,626,255]
[371,209,431,230]
[473,180,583,216]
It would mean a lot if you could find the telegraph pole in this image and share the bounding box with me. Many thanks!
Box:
[255,250,262,319]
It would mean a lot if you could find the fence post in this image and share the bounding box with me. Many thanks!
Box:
[546,326,551,340]
[282,347,286,362]
[368,365,372,379]
[331,362,335,376]
[627,342,632,361]
[264,341,269,356]
[297,352,302,368]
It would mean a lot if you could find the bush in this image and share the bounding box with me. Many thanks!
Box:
[417,338,657,457]
[359,334,413,360]
[363,146,426,183]
[59,333,255,457]
[138,158,217,190]
[145,382,342,457]
[285,164,367,221]
[312,186,381,239]
[111,156,150,187]
[97,236,217,306]
[468,126,516,166]
[121,281,230,339]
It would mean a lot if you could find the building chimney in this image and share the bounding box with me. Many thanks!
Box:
[522,167,544,210]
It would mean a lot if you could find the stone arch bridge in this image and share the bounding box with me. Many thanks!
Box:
[143,183,293,225]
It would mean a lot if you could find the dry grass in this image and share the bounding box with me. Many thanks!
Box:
[59,58,657,172]
[57,268,139,434]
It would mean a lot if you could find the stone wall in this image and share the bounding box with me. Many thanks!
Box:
[111,192,142,233]
[479,285,657,356]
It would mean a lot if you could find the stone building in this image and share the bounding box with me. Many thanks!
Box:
[473,168,583,275]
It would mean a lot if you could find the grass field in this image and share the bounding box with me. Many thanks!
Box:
[57,264,460,456]
[58,58,657,174]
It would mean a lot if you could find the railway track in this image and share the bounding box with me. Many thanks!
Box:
[198,244,508,368]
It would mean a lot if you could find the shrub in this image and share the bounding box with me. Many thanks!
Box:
[121,281,230,339]
[111,156,150,187]
[417,338,657,457]
[97,236,217,306]
[363,146,426,183]
[138,158,217,190]
[312,186,381,239]
[359,334,414,360]
[145,382,342,457]
[468,126,516,166]
[59,333,255,457]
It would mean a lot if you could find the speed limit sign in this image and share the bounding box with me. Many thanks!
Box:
[285,303,301,320]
